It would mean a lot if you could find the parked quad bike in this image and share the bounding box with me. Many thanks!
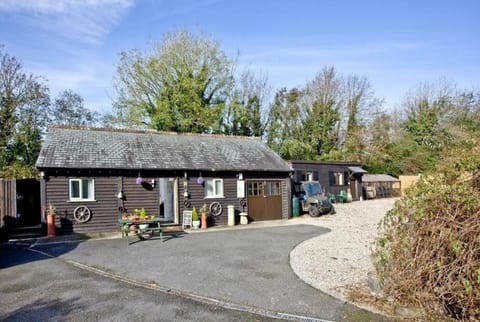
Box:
[295,181,335,217]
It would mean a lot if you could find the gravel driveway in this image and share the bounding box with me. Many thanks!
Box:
[290,198,397,301]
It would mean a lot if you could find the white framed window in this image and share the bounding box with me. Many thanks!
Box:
[204,178,224,198]
[69,179,95,201]
[330,171,349,186]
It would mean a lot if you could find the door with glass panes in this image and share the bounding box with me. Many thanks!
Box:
[246,180,282,221]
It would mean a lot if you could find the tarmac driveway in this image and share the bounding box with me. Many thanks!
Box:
[32,224,388,321]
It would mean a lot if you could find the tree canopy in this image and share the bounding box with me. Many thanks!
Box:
[2,30,480,179]
[0,47,98,178]
[113,30,235,133]
[112,29,270,135]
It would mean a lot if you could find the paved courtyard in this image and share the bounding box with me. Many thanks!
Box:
[1,224,392,321]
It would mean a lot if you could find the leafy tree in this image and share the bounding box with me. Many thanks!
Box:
[303,66,343,157]
[0,46,50,177]
[266,87,310,159]
[223,70,269,136]
[51,89,99,126]
[113,30,235,133]
[343,75,382,160]
[266,67,384,162]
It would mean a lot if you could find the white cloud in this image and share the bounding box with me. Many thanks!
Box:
[0,0,136,45]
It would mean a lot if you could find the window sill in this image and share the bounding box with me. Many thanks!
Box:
[68,199,97,203]
[204,196,224,199]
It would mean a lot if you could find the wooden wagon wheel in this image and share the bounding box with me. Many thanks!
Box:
[239,198,247,207]
[73,206,92,223]
[209,201,222,217]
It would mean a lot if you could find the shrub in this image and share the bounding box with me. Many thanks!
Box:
[373,140,480,320]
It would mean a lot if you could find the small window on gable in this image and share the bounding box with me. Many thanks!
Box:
[205,178,224,198]
[69,179,95,201]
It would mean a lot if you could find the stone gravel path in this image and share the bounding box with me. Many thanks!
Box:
[290,198,397,301]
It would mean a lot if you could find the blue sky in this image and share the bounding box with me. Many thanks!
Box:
[1,0,479,113]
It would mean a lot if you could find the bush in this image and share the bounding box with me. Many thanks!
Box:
[373,140,480,320]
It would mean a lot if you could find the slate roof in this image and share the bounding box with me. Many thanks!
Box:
[362,174,399,182]
[36,127,292,172]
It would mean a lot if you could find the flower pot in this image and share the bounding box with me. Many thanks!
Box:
[201,212,208,229]
[192,220,200,229]
[47,214,56,237]
[129,224,137,236]
[138,224,149,230]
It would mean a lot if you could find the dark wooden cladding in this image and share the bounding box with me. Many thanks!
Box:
[178,172,291,226]
[42,168,291,234]
[290,161,364,201]
[122,177,158,217]
[179,175,241,226]
[45,176,118,234]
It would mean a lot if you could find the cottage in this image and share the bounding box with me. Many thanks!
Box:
[289,160,367,201]
[36,126,292,234]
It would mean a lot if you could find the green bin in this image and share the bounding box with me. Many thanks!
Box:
[292,197,300,217]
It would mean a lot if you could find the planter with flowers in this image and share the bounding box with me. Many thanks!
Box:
[192,206,200,229]
[134,208,149,230]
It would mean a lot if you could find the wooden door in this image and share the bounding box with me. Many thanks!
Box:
[247,180,282,221]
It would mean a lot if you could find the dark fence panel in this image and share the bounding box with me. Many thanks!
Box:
[0,179,16,228]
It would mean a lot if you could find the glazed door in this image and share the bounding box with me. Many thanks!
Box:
[158,178,175,222]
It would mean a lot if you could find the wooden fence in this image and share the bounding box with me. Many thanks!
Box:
[399,175,420,196]
[0,179,17,228]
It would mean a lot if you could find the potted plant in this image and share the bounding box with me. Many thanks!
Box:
[192,206,200,229]
[200,203,208,229]
[46,203,56,237]
[135,208,149,230]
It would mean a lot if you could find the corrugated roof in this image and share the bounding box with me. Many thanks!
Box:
[36,127,292,172]
[363,174,399,182]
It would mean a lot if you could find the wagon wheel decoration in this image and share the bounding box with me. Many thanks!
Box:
[73,206,92,223]
[239,198,247,208]
[209,201,223,217]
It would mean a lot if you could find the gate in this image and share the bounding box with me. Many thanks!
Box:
[0,179,40,228]
[247,180,282,221]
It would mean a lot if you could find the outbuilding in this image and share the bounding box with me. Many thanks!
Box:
[35,126,292,234]
[362,174,401,199]
[289,160,367,201]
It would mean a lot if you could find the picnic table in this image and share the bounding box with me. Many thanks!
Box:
[118,217,163,245]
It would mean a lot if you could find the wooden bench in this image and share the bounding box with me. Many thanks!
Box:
[118,218,164,245]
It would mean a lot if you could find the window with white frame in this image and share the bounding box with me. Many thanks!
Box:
[69,179,95,201]
[330,171,349,186]
[204,178,223,198]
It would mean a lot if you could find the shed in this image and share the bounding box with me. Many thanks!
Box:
[289,160,367,201]
[36,126,292,234]
[362,174,401,199]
